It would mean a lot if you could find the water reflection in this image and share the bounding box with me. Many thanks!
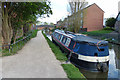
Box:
[78,44,120,79]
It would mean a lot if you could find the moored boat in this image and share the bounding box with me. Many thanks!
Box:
[52,29,109,72]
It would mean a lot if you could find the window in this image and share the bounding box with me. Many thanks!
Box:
[60,35,63,42]
[73,43,80,52]
[55,33,59,39]
[62,37,66,44]
[65,38,71,47]
[58,35,61,40]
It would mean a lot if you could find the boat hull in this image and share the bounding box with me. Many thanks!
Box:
[70,53,109,72]
[52,36,109,72]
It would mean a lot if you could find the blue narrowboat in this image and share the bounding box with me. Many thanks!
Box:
[52,29,109,72]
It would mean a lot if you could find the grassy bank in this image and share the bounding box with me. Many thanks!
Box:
[42,31,86,80]
[2,29,38,56]
[42,31,67,61]
[82,30,113,36]
[82,27,114,36]
[62,64,86,80]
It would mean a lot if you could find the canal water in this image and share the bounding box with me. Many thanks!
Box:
[47,35,120,79]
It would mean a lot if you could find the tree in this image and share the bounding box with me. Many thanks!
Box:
[50,22,54,25]
[44,22,48,25]
[67,0,88,33]
[105,17,116,28]
[67,0,88,15]
[2,2,52,49]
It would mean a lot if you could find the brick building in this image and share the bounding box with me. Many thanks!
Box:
[115,1,120,33]
[62,3,104,32]
[115,12,120,33]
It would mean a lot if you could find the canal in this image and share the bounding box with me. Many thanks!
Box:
[47,34,120,79]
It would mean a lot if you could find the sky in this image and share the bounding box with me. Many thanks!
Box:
[37,0,120,24]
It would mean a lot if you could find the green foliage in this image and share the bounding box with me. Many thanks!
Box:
[2,2,52,48]
[11,2,52,31]
[61,64,86,80]
[44,22,49,25]
[50,22,54,25]
[42,31,67,61]
[31,29,39,38]
[105,17,116,27]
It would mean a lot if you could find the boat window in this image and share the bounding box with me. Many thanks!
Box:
[73,43,80,52]
[60,35,63,42]
[58,35,61,40]
[54,32,56,37]
[65,38,71,47]
[62,37,66,44]
[55,33,59,38]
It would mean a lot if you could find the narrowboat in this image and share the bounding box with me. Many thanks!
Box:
[52,29,109,72]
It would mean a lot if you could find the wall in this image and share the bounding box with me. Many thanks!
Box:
[83,4,104,31]
[115,21,120,33]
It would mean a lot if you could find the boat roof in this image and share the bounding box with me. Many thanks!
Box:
[54,29,108,44]
[55,29,76,38]
[72,35,108,44]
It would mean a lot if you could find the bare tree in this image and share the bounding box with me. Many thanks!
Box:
[68,0,88,14]
[67,0,88,33]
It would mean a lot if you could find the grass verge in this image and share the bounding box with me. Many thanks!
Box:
[82,30,113,36]
[42,31,67,61]
[42,30,86,80]
[61,64,86,80]
[2,29,38,56]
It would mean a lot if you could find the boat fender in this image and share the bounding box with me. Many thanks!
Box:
[96,62,102,71]
[97,62,108,72]
[101,63,108,72]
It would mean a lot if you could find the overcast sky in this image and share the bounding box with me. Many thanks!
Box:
[37,0,120,24]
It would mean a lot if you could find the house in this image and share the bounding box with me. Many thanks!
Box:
[36,25,55,30]
[115,12,120,33]
[62,3,104,32]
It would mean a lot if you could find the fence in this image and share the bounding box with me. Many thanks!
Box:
[0,30,34,54]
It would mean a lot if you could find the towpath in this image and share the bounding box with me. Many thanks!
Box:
[2,31,67,78]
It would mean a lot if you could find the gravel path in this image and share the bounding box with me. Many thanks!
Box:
[2,31,67,78]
